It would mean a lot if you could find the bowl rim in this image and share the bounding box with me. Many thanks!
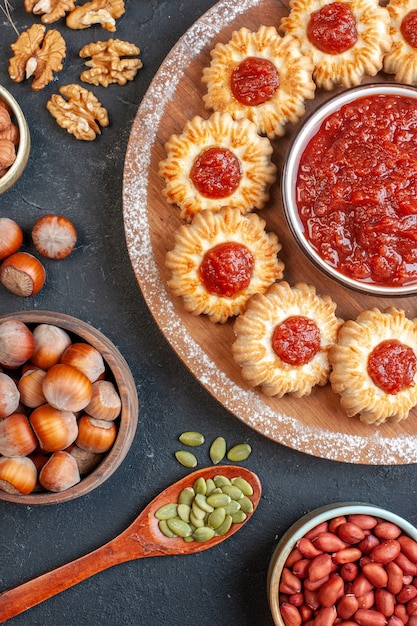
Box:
[0,310,139,505]
[0,84,31,193]
[281,82,417,297]
[267,502,417,626]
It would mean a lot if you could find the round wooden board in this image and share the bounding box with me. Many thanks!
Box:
[123,0,417,465]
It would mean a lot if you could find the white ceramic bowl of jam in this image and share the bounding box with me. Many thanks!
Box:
[267,502,417,626]
[282,83,417,296]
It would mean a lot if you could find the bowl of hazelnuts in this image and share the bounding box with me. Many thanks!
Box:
[0,311,139,504]
[0,85,30,194]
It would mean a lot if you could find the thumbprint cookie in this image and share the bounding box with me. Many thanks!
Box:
[165,207,284,324]
[329,307,417,425]
[384,0,417,84]
[280,0,391,90]
[158,112,276,221]
[201,25,315,138]
[232,281,343,397]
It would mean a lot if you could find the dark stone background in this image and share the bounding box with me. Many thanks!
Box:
[0,1,415,624]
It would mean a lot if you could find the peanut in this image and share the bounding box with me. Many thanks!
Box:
[375,588,395,617]
[280,602,302,626]
[371,539,401,564]
[313,531,347,552]
[374,522,402,540]
[354,607,388,625]
[398,536,417,562]
[308,553,333,582]
[337,593,359,619]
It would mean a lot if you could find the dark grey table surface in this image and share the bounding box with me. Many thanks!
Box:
[0,1,415,625]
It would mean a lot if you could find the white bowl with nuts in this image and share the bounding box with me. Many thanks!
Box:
[0,85,30,194]
[0,311,138,504]
[268,502,417,626]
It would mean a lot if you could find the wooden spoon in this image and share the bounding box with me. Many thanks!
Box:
[0,465,261,623]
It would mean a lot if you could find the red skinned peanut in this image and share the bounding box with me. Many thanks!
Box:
[394,551,417,576]
[396,584,417,604]
[314,606,337,626]
[385,561,404,595]
[333,547,362,565]
[354,608,388,626]
[317,573,344,607]
[308,553,333,582]
[370,539,401,564]
[340,562,359,582]
[280,568,302,594]
[337,594,359,620]
[304,522,329,541]
[398,536,417,562]
[297,537,323,558]
[374,522,402,540]
[313,532,347,552]
[347,514,378,530]
[280,602,302,626]
[362,562,389,587]
[375,588,395,617]
[337,522,366,544]
[357,590,375,609]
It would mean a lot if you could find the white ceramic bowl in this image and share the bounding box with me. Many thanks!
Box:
[282,83,417,297]
[267,502,417,625]
[0,84,30,194]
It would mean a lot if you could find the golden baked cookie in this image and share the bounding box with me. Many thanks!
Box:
[158,112,276,221]
[329,307,417,425]
[201,26,316,139]
[280,0,392,90]
[232,281,342,397]
[384,0,417,84]
[165,207,284,324]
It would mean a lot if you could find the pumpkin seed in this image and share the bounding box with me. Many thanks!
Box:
[223,500,241,515]
[158,520,176,538]
[231,510,247,524]
[213,475,231,488]
[239,495,254,514]
[227,443,252,462]
[179,431,205,447]
[216,514,233,536]
[209,436,226,464]
[177,503,191,522]
[193,477,207,495]
[208,507,226,530]
[190,512,205,528]
[231,477,253,496]
[206,492,231,508]
[205,478,216,495]
[194,493,214,513]
[222,484,243,501]
[166,517,192,538]
[155,503,178,520]
[178,487,195,506]
[175,450,197,468]
[191,500,207,520]
[193,526,215,542]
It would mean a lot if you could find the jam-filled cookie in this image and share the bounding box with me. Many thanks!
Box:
[165,207,284,324]
[201,25,316,138]
[384,0,417,84]
[232,281,343,397]
[329,307,417,425]
[280,0,391,90]
[158,111,276,221]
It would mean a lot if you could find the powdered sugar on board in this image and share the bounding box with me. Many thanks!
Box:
[122,0,417,465]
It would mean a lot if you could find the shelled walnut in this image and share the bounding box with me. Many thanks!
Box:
[24,0,76,24]
[8,24,66,91]
[66,0,125,31]
[79,39,142,87]
[46,84,109,141]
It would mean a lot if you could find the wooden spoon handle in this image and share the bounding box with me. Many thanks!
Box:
[0,539,131,623]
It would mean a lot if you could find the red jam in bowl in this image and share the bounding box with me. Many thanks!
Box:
[296,94,417,287]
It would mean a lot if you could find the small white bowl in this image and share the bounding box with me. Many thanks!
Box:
[267,502,417,625]
[0,85,30,194]
[282,83,417,297]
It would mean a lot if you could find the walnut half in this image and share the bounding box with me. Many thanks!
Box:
[79,39,143,87]
[46,84,109,141]
[8,24,66,91]
[24,0,76,24]
[66,0,125,31]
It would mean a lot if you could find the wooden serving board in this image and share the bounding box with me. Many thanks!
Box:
[123,0,417,464]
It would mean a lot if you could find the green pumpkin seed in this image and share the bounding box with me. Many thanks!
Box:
[222,485,243,501]
[194,493,214,513]
[155,503,178,520]
[193,477,207,495]
[223,500,241,515]
[177,503,191,522]
[239,495,254,514]
[231,477,253,496]
[213,475,231,488]
[158,520,176,538]
[191,500,207,520]
[231,510,247,524]
[206,492,231,508]
[226,443,252,462]
[208,507,226,530]
[209,436,226,464]
[193,526,215,542]
[178,487,195,506]
[166,517,192,538]
[178,431,205,447]
[175,450,197,468]
[216,514,233,536]
[205,478,216,495]
[190,511,205,528]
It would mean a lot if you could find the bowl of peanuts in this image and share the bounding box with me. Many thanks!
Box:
[0,84,30,195]
[0,311,138,505]
[268,502,417,626]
